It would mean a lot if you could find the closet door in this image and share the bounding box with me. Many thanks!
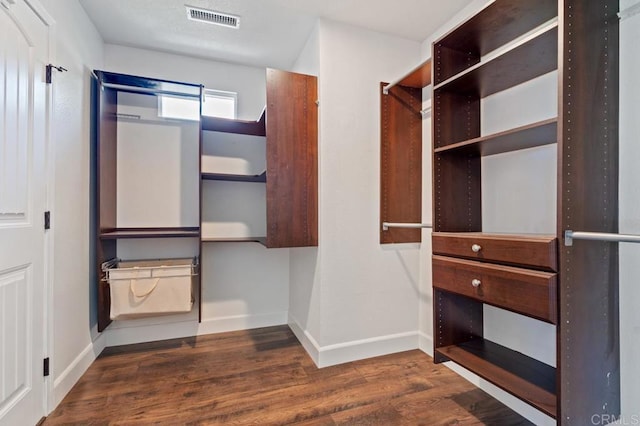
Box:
[265,69,318,248]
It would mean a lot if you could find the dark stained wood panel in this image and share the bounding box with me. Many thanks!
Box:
[436,339,557,418]
[434,118,557,156]
[95,70,201,98]
[433,90,480,148]
[433,255,557,324]
[201,110,266,136]
[201,236,267,246]
[96,84,118,333]
[434,26,558,98]
[99,227,200,239]
[432,232,558,271]
[380,83,422,244]
[201,171,266,183]
[433,289,483,364]
[557,0,620,422]
[433,0,557,84]
[98,88,117,233]
[43,326,532,425]
[433,153,481,233]
[266,69,318,248]
[396,59,432,88]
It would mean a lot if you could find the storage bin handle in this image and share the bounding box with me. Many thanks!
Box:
[130,278,160,298]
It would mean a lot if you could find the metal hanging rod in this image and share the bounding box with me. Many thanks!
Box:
[618,2,640,20]
[382,222,432,231]
[564,230,640,246]
[420,106,432,118]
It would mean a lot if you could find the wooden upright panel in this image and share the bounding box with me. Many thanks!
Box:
[266,69,318,248]
[557,0,620,422]
[380,83,422,244]
[96,84,118,332]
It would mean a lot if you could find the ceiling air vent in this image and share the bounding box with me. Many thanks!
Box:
[185,5,240,29]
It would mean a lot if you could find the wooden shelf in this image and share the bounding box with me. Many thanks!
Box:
[201,236,266,246]
[433,0,557,84]
[434,118,557,155]
[201,109,266,136]
[434,26,557,98]
[436,339,556,418]
[201,171,266,183]
[99,227,200,239]
[391,59,432,90]
[95,70,201,98]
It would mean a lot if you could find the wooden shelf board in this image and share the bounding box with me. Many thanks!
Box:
[100,227,200,239]
[434,118,557,156]
[434,0,557,59]
[434,26,557,98]
[397,59,432,89]
[95,70,201,98]
[436,339,556,418]
[201,109,266,136]
[201,171,266,183]
[201,236,267,246]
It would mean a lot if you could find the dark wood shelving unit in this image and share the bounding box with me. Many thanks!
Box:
[201,236,267,246]
[434,118,557,155]
[200,69,318,250]
[432,0,620,422]
[436,339,557,418]
[433,0,557,85]
[92,71,202,332]
[99,227,200,239]
[201,109,266,136]
[201,171,266,183]
[434,26,558,98]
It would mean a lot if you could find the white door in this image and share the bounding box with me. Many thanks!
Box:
[0,0,49,424]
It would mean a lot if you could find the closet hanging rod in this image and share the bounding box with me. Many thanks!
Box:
[382,222,432,231]
[100,82,201,99]
[564,230,640,246]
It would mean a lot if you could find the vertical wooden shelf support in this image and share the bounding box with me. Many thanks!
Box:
[379,59,431,244]
[431,0,620,421]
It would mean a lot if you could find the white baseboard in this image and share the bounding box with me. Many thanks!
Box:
[288,315,419,368]
[105,311,288,347]
[418,331,433,357]
[287,315,321,366]
[52,332,106,409]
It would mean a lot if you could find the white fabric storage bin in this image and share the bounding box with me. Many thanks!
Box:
[106,258,195,320]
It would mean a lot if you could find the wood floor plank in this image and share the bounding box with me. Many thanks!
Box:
[43,326,532,425]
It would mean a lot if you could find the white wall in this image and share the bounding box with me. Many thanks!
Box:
[287,19,423,367]
[619,0,640,417]
[288,24,323,352]
[36,0,105,408]
[102,44,290,345]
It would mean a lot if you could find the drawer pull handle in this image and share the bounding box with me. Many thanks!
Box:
[471,279,481,288]
[471,244,482,253]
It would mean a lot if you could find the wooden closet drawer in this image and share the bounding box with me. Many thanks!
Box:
[432,232,557,271]
[433,255,557,324]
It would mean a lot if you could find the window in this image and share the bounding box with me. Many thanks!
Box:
[202,89,237,119]
[158,89,237,121]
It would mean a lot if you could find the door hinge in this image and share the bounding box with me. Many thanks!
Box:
[45,64,68,84]
[44,211,50,230]
[43,357,50,377]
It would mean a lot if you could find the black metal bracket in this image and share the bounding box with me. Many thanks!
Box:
[46,64,68,84]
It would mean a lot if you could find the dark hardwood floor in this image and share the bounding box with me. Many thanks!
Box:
[44,326,532,425]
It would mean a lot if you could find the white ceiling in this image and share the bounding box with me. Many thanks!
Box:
[79,0,474,69]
